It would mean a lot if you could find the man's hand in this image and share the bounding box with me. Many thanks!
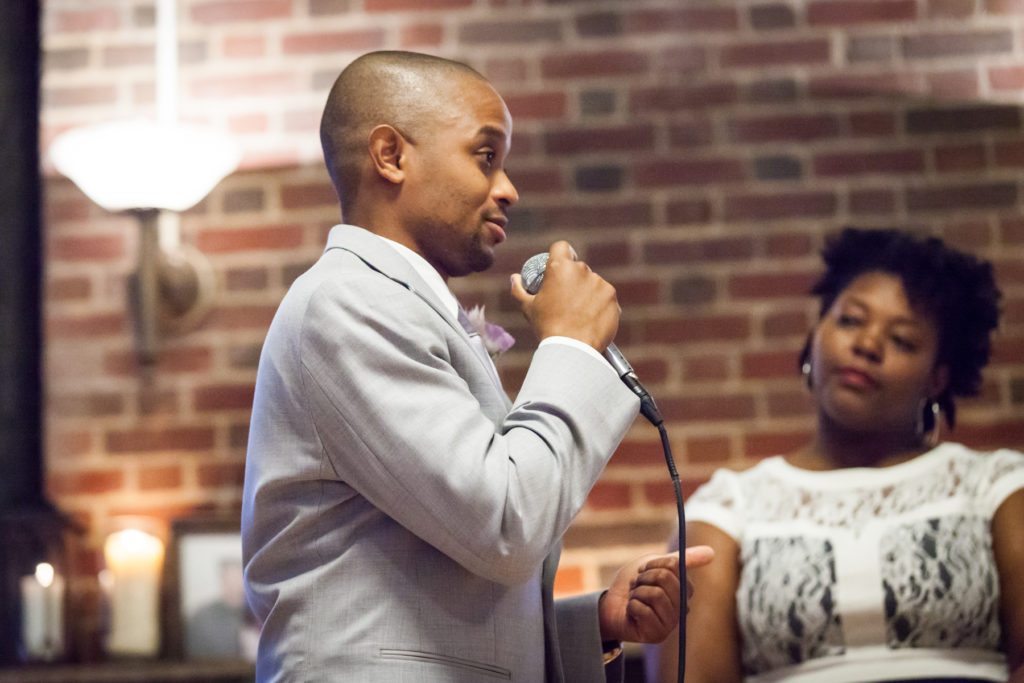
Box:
[510,240,619,352]
[598,546,715,644]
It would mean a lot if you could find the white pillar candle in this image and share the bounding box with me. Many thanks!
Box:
[103,528,165,656]
[20,562,65,661]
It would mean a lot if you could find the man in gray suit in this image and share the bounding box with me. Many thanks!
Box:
[242,50,712,682]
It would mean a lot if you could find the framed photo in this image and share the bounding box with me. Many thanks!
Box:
[165,515,258,663]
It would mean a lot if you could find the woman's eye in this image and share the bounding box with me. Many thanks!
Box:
[891,336,917,352]
[837,313,861,327]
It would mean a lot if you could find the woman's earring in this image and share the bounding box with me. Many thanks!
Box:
[801,361,813,389]
[917,398,941,447]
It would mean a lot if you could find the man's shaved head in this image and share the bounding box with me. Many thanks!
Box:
[320,51,489,212]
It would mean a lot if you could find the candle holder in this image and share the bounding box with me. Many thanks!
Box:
[0,505,80,666]
[100,516,166,659]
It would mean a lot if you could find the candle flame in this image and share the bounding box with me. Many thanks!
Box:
[35,563,55,588]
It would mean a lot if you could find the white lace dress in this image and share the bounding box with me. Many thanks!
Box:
[686,442,1024,682]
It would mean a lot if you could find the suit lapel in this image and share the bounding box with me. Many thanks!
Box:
[325,225,511,406]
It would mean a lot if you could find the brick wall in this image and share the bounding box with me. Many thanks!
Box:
[42,0,1024,599]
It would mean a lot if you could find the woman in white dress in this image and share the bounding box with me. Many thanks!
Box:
[650,227,1024,683]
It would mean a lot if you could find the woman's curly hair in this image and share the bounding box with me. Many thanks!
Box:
[800,227,1002,429]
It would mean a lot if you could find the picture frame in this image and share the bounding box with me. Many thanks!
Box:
[164,514,258,663]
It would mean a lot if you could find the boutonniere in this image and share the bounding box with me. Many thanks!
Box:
[466,305,515,359]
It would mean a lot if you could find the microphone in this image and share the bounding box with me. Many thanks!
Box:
[520,252,663,426]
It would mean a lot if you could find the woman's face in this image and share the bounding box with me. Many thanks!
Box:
[809,271,948,434]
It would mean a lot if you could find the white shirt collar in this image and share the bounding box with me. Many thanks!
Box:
[375,234,459,319]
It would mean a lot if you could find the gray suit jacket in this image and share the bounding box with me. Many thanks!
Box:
[242,225,639,681]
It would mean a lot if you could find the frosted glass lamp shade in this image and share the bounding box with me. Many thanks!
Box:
[49,119,240,212]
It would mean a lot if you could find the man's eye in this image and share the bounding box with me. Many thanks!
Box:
[478,151,495,168]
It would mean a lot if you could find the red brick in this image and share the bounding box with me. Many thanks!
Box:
[106,427,215,453]
[198,462,246,487]
[103,44,154,68]
[1001,218,1024,243]
[766,233,814,257]
[205,305,278,331]
[223,35,266,58]
[725,192,837,221]
[584,241,632,269]
[541,51,648,79]
[657,46,708,74]
[553,565,584,596]
[587,482,633,510]
[850,188,897,215]
[483,58,529,84]
[929,0,977,17]
[49,469,125,496]
[809,73,925,99]
[729,114,839,143]
[648,478,705,505]
[630,358,668,384]
[745,431,812,457]
[282,29,385,55]
[194,384,255,411]
[505,168,564,194]
[191,73,298,99]
[105,346,213,375]
[626,7,740,32]
[46,197,92,223]
[52,8,120,32]
[48,313,125,339]
[630,83,739,113]
[644,315,750,344]
[139,465,183,491]
[721,39,831,68]
[906,104,1019,133]
[767,390,815,417]
[684,355,731,381]
[281,182,337,209]
[994,140,1024,167]
[635,158,745,187]
[668,120,715,148]
[906,182,1017,212]
[987,0,1024,12]
[400,23,444,48]
[367,0,470,9]
[643,237,754,264]
[50,393,124,418]
[191,1,292,23]
[48,276,92,302]
[808,0,917,25]
[503,92,568,120]
[226,267,270,291]
[685,436,733,464]
[45,85,118,108]
[229,113,269,134]
[902,30,1012,59]
[952,420,1024,450]
[742,350,801,379]
[927,70,979,99]
[198,225,303,253]
[613,440,670,467]
[849,111,898,136]
[542,202,653,229]
[934,144,987,172]
[666,199,713,225]
[813,149,925,176]
[51,234,125,262]
[459,20,562,44]
[730,272,816,299]
[614,279,661,306]
[51,430,92,457]
[660,394,756,422]
[764,310,812,338]
[545,125,654,155]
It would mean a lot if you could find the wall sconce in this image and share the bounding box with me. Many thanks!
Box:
[47,0,239,364]
[49,120,236,364]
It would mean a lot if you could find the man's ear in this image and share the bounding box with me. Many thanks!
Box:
[368,124,406,185]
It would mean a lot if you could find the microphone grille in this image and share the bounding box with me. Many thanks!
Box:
[520,253,549,294]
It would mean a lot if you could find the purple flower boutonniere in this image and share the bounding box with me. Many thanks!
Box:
[466,305,515,359]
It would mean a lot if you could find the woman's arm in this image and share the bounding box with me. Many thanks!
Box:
[992,488,1024,681]
[648,521,743,683]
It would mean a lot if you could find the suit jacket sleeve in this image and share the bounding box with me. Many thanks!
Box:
[298,263,639,585]
[555,592,624,683]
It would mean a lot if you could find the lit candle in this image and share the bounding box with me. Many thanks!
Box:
[19,562,65,661]
[103,528,165,656]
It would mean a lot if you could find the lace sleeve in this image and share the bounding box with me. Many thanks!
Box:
[978,448,1024,518]
[685,468,744,540]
